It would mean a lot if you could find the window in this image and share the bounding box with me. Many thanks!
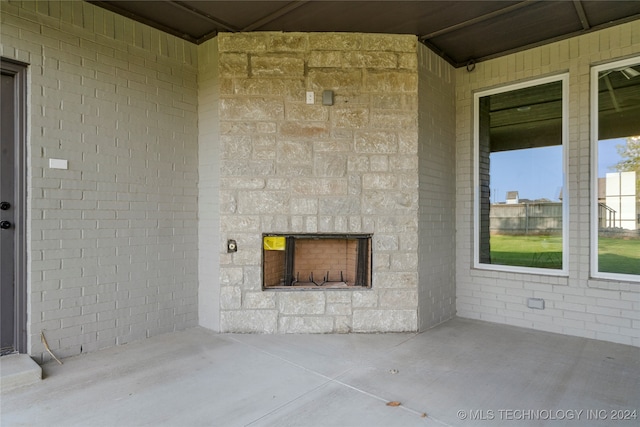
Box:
[474,75,568,274]
[591,57,640,280]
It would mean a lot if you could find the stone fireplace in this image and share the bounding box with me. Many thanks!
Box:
[205,31,456,334]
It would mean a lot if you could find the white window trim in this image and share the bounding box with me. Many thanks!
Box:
[590,57,640,283]
[473,74,569,276]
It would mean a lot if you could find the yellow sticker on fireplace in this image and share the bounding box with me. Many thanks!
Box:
[263,236,286,251]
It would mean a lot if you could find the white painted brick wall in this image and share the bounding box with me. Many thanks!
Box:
[417,44,456,330]
[1,0,200,360]
[197,39,221,331]
[455,20,640,347]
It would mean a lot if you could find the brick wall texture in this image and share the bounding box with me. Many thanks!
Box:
[417,43,457,330]
[1,0,638,356]
[1,0,199,360]
[455,21,640,347]
[197,38,221,331]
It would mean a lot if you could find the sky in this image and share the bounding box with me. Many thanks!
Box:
[598,138,628,177]
[489,138,626,203]
[490,145,563,203]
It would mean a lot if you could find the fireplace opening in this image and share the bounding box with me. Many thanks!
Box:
[262,233,372,289]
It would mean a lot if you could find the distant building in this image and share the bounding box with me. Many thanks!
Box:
[605,171,637,230]
[506,191,519,204]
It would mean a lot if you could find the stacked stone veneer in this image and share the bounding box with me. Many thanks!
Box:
[217,32,421,333]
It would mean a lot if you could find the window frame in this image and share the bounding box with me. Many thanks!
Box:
[473,74,569,275]
[590,56,640,282]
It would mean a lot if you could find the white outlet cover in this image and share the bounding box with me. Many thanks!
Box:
[306,91,314,104]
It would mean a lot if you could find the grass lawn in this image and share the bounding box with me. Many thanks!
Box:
[490,235,563,269]
[489,235,640,274]
[598,237,640,275]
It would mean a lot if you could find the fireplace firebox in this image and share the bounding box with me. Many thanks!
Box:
[262,234,372,289]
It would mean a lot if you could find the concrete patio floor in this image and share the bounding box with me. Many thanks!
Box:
[1,318,639,427]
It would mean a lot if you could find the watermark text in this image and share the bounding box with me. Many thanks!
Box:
[456,409,637,421]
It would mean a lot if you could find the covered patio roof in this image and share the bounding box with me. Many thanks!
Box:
[88,0,640,68]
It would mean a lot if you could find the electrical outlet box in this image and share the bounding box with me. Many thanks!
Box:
[527,298,545,310]
[49,159,68,170]
[306,91,314,104]
[322,90,334,106]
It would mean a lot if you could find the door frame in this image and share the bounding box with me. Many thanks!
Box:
[1,57,28,354]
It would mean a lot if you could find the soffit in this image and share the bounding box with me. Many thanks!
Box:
[87,0,640,68]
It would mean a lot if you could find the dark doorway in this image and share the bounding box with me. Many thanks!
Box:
[1,58,27,355]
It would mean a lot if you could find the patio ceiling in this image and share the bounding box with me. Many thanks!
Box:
[87,0,640,68]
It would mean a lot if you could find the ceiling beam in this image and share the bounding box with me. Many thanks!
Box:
[241,1,310,32]
[419,0,539,41]
[167,0,240,32]
[572,0,591,30]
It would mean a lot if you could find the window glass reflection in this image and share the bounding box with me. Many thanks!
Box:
[595,60,640,277]
[477,79,565,270]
